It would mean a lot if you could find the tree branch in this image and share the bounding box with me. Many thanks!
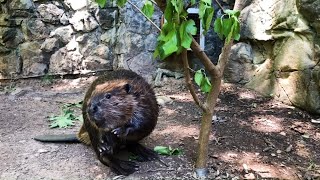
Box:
[190,39,220,78]
[127,0,161,31]
[181,49,207,112]
[216,40,233,75]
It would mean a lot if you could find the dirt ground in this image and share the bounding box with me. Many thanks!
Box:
[0,75,319,180]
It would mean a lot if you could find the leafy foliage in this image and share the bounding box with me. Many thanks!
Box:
[48,102,83,128]
[41,74,54,85]
[194,69,212,93]
[154,146,182,156]
[214,9,241,43]
[95,0,127,8]
[142,0,154,18]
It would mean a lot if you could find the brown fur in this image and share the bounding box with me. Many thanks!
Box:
[78,69,159,175]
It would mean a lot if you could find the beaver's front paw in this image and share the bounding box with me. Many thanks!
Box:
[112,126,133,138]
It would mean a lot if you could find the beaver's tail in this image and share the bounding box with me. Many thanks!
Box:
[33,134,81,143]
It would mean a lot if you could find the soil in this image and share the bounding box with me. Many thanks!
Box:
[0,76,319,180]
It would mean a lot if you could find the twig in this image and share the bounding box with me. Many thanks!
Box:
[214,0,224,12]
[216,41,233,75]
[188,67,196,73]
[127,0,161,32]
[182,49,207,111]
[190,38,220,78]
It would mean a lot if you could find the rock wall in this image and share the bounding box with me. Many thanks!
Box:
[225,0,320,114]
[0,0,160,79]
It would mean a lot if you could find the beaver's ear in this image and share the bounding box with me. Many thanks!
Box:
[124,84,131,93]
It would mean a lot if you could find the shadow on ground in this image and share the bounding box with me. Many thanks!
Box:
[0,77,319,179]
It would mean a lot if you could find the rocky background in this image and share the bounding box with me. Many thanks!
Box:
[0,0,163,79]
[224,0,320,114]
[0,0,225,80]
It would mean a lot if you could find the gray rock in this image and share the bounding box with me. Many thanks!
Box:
[95,8,118,30]
[90,44,111,59]
[127,52,157,75]
[0,50,22,78]
[0,45,11,54]
[65,0,89,10]
[50,25,74,44]
[240,1,274,40]
[1,28,25,48]
[69,10,99,32]
[9,0,34,10]
[19,42,47,76]
[37,4,64,24]
[82,55,113,71]
[77,32,100,58]
[235,0,320,114]
[100,27,117,45]
[41,38,62,53]
[224,43,254,84]
[49,47,83,74]
[22,19,52,40]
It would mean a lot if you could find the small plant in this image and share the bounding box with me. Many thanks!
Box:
[48,101,83,128]
[41,74,54,85]
[3,84,16,93]
[154,145,183,156]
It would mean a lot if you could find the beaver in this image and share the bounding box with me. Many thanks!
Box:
[34,69,159,175]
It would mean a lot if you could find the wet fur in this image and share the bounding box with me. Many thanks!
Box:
[79,69,159,175]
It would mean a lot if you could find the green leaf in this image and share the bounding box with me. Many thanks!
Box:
[232,18,241,41]
[95,0,106,8]
[226,20,234,43]
[203,7,214,33]
[200,77,212,93]
[142,1,154,19]
[179,20,197,48]
[201,0,212,5]
[190,0,195,5]
[198,1,207,19]
[222,18,232,37]
[116,0,127,7]
[161,29,179,57]
[154,146,171,155]
[154,146,182,156]
[214,18,223,39]
[225,9,240,17]
[49,114,75,128]
[194,69,204,87]
[164,0,174,21]
[171,148,183,155]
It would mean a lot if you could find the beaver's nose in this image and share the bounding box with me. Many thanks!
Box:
[88,101,100,115]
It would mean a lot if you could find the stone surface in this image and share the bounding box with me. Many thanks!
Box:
[82,55,113,71]
[22,19,52,40]
[1,28,25,48]
[9,0,34,10]
[19,42,46,76]
[127,52,157,75]
[37,4,64,24]
[49,25,74,44]
[49,47,83,74]
[69,10,99,32]
[65,0,89,10]
[96,8,118,30]
[297,0,320,33]
[40,38,62,53]
[228,0,320,114]
[224,43,254,84]
[0,51,21,78]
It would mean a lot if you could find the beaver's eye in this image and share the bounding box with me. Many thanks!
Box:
[105,93,111,99]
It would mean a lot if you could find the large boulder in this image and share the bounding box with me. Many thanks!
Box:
[226,0,320,114]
